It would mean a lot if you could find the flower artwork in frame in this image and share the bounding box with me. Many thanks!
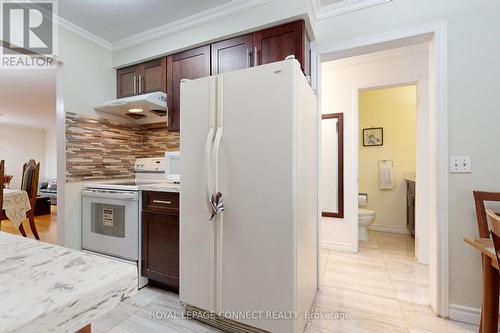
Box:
[363,127,383,147]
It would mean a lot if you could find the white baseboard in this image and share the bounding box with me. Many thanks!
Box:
[368,224,410,235]
[448,304,481,326]
[321,241,355,253]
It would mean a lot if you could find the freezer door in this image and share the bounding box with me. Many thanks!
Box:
[217,61,298,332]
[179,76,217,311]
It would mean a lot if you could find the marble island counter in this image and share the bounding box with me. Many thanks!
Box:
[0,232,137,333]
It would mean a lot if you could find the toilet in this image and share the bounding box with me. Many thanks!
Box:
[358,194,376,241]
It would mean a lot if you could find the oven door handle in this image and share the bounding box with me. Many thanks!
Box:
[82,189,138,201]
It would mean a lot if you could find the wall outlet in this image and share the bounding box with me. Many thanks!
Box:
[449,156,472,173]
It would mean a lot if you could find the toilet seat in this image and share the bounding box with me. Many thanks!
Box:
[359,208,376,217]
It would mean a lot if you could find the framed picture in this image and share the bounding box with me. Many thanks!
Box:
[363,127,383,147]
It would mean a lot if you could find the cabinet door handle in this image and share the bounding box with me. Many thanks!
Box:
[138,75,143,94]
[246,48,250,67]
[153,200,172,205]
[253,46,258,66]
[133,75,137,94]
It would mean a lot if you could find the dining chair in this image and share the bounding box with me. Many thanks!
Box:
[474,191,500,333]
[486,210,500,263]
[473,191,500,238]
[21,159,41,240]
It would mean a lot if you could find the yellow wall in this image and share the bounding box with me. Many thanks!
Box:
[359,85,416,232]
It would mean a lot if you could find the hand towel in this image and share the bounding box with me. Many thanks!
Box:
[379,164,394,189]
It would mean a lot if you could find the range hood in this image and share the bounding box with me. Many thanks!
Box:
[94,92,168,125]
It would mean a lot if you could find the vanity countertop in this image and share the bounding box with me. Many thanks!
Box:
[0,232,137,333]
[405,177,416,183]
[139,182,180,193]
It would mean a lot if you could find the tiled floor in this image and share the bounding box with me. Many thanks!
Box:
[94,231,478,333]
[306,231,478,333]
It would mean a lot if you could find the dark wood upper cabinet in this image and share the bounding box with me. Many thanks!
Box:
[166,45,211,131]
[211,34,253,74]
[254,20,309,75]
[116,20,310,130]
[141,58,166,94]
[116,65,141,98]
[116,57,166,98]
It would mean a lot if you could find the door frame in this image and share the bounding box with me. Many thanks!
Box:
[321,112,344,219]
[312,20,449,317]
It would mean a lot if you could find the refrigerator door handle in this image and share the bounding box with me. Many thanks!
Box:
[205,76,217,216]
[204,128,215,210]
[209,75,224,224]
[210,126,223,223]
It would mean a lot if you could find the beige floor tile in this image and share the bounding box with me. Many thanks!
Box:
[307,315,409,333]
[400,301,478,333]
[315,286,405,322]
[322,267,397,299]
[97,231,477,333]
[329,251,386,267]
[358,232,380,249]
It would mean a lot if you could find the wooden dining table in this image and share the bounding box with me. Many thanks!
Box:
[464,237,499,333]
[1,188,31,228]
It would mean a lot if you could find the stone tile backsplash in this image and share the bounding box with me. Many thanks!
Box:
[66,112,180,182]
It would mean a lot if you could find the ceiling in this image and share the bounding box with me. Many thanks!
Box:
[59,0,232,43]
[0,69,56,130]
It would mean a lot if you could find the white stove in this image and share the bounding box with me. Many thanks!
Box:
[82,157,178,288]
[84,157,172,191]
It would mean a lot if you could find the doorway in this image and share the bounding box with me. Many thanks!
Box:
[314,22,448,317]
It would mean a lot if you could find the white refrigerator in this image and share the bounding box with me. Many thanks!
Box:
[180,60,318,333]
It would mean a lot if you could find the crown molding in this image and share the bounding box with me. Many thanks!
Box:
[311,0,392,20]
[112,0,273,51]
[57,16,113,50]
[322,42,428,69]
[55,0,272,52]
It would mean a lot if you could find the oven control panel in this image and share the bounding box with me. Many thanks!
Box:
[134,158,165,173]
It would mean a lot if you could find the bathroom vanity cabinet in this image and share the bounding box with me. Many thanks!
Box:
[406,180,415,237]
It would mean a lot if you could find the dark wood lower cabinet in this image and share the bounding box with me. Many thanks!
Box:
[407,181,415,237]
[141,191,179,289]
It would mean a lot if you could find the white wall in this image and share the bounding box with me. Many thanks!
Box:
[44,129,57,180]
[320,44,428,253]
[58,28,115,249]
[313,0,500,312]
[0,124,48,189]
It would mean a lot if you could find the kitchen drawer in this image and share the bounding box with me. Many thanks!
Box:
[142,191,179,214]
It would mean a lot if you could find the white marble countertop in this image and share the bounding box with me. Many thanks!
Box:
[139,182,180,193]
[0,232,137,333]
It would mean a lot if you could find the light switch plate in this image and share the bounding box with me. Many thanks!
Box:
[449,156,472,173]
